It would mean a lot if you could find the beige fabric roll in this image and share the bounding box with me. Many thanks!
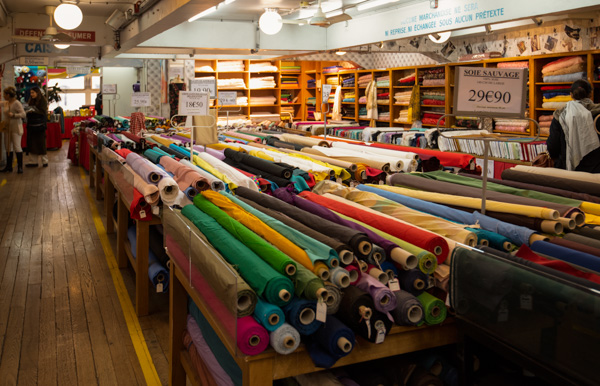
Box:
[123,164,160,205]
[280,148,357,171]
[279,134,330,148]
[304,147,391,172]
[512,165,600,185]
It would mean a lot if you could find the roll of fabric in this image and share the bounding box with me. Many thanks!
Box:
[127,226,169,291]
[337,285,376,339]
[282,297,322,335]
[166,144,191,159]
[368,245,387,265]
[159,156,210,192]
[549,237,600,257]
[126,152,169,185]
[121,131,144,145]
[417,292,447,325]
[181,204,294,306]
[279,134,330,148]
[236,186,367,261]
[144,148,169,164]
[344,264,362,285]
[193,145,226,161]
[574,226,600,240]
[151,134,175,147]
[224,148,293,179]
[180,159,226,191]
[564,232,600,250]
[158,177,180,205]
[397,269,429,296]
[184,186,198,201]
[123,164,160,206]
[253,298,285,332]
[530,240,600,273]
[294,264,327,300]
[380,261,398,279]
[269,322,301,355]
[355,274,397,313]
[193,194,297,278]
[182,333,218,386]
[237,315,269,355]
[366,264,389,284]
[502,167,600,196]
[391,290,424,326]
[307,315,355,368]
[323,281,342,314]
[329,267,351,288]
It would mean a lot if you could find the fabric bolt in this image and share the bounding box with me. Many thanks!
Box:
[344,265,362,285]
[127,226,169,290]
[193,194,297,278]
[503,166,600,196]
[181,335,214,386]
[192,145,226,161]
[324,281,342,314]
[235,186,368,261]
[143,148,168,164]
[224,192,337,272]
[293,264,327,300]
[379,261,398,279]
[159,156,210,192]
[564,232,600,250]
[253,298,285,332]
[237,316,269,356]
[336,285,378,341]
[123,164,160,206]
[176,147,236,189]
[530,240,600,273]
[397,269,429,296]
[468,227,514,251]
[181,204,294,306]
[355,273,397,313]
[126,152,169,185]
[329,267,351,289]
[179,159,226,192]
[129,189,151,221]
[549,237,600,258]
[417,292,447,325]
[166,144,191,159]
[224,148,293,179]
[390,290,424,326]
[269,322,301,355]
[282,297,322,335]
[306,315,355,368]
[304,146,391,173]
[158,177,180,205]
[367,245,387,266]
[222,155,293,190]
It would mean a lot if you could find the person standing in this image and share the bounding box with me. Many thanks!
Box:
[0,86,26,173]
[25,86,49,168]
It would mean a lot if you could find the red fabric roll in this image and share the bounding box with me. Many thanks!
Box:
[115,148,134,158]
[299,191,449,263]
[515,245,600,284]
[540,85,571,91]
[130,188,152,221]
[120,131,143,144]
[368,143,474,169]
[421,99,445,106]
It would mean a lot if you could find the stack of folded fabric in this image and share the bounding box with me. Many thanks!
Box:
[343,91,355,103]
[217,61,245,72]
[422,110,445,126]
[217,78,246,89]
[249,95,277,105]
[378,110,390,121]
[195,64,214,72]
[538,114,553,136]
[358,106,368,119]
[394,109,410,124]
[394,91,412,105]
[323,65,344,74]
[326,77,340,86]
[342,75,355,87]
[281,75,299,86]
[358,95,367,104]
[497,61,529,69]
[542,56,586,83]
[397,73,416,86]
[280,63,300,72]
[342,106,355,117]
[421,90,445,106]
[358,74,372,87]
[306,97,317,106]
[236,92,248,106]
[454,116,479,129]
[377,92,389,105]
[541,85,572,109]
[307,106,316,119]
[249,76,276,89]
[421,68,445,86]
[280,105,294,116]
[376,75,390,87]
[493,118,530,134]
[248,62,278,72]
[280,92,292,103]
[307,79,316,89]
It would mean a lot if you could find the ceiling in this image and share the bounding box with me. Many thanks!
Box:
[1,0,131,17]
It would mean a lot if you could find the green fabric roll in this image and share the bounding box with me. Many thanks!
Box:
[143,148,166,164]
[181,204,294,306]
[193,194,297,278]
[417,291,447,325]
[294,264,325,300]
[415,170,582,208]
[417,252,438,275]
[223,191,339,267]
[466,227,514,252]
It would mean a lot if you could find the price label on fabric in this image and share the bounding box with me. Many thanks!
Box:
[322,84,333,104]
[520,294,532,310]
[476,158,495,178]
[156,283,164,293]
[152,206,160,215]
[179,91,209,116]
[316,299,327,323]
[454,67,527,118]
[217,91,237,106]
[388,279,400,292]
[190,78,216,98]
[102,83,117,94]
[374,321,386,344]
[139,210,147,219]
[131,92,151,107]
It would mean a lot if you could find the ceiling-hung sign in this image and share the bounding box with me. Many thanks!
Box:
[14,28,96,42]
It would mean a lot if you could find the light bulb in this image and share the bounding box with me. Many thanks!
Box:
[259,10,282,35]
[428,31,451,44]
[54,44,70,49]
[54,4,83,30]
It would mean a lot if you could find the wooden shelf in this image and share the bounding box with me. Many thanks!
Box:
[421,104,446,107]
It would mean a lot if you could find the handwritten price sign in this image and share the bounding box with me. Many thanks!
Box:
[454,67,527,118]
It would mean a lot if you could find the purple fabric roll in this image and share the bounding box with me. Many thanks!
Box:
[126,152,169,185]
[108,133,123,142]
[193,145,226,161]
[172,134,192,143]
[355,274,397,313]
[187,315,234,386]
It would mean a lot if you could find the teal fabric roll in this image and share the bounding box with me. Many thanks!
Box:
[253,298,285,332]
[144,148,167,164]
[467,227,514,251]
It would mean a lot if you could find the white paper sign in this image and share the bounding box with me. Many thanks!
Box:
[169,66,184,80]
[218,91,237,106]
[102,84,117,94]
[179,91,209,116]
[190,78,216,98]
[454,67,527,118]
[131,92,151,107]
[19,56,48,66]
[67,66,90,76]
[322,84,333,103]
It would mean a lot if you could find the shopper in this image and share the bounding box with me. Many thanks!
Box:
[0,86,26,173]
[547,79,600,173]
[25,86,49,168]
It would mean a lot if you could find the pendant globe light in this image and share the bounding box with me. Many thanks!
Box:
[54,2,83,30]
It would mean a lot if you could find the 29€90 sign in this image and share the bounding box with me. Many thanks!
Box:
[454,67,527,118]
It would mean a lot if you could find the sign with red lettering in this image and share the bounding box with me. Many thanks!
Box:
[14,28,96,42]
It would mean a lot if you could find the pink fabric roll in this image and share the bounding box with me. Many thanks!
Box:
[182,329,219,386]
[159,156,210,191]
[237,316,269,356]
[225,131,262,143]
[193,145,226,161]
[345,264,362,285]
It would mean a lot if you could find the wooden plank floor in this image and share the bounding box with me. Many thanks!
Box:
[0,143,170,385]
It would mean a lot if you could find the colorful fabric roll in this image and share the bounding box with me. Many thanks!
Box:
[126,152,169,185]
[253,298,285,332]
[323,281,342,314]
[237,316,269,356]
[417,292,447,325]
[306,315,355,368]
[397,269,429,296]
[355,274,397,313]
[293,264,326,300]
[282,298,322,335]
[269,322,301,355]
[127,226,169,291]
[530,240,600,273]
[390,290,424,326]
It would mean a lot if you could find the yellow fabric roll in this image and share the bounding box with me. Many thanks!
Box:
[201,190,317,273]
[372,184,559,220]
[542,95,573,102]
[248,149,275,162]
[583,212,600,225]
[192,154,237,190]
[150,135,175,147]
[207,143,245,152]
[580,201,600,217]
[175,132,191,138]
[302,148,391,173]
[284,152,352,181]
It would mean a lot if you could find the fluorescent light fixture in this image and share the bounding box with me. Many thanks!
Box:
[224,0,236,3]
[326,10,343,18]
[335,50,346,55]
[357,0,396,11]
[259,9,283,35]
[188,6,217,22]
[54,3,83,30]
[54,44,70,49]
[428,31,451,43]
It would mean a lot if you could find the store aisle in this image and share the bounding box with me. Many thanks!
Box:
[0,144,168,385]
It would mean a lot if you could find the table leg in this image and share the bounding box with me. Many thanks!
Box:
[95,155,103,200]
[89,150,95,189]
[104,176,115,234]
[243,358,273,386]
[117,193,129,269]
[169,266,187,386]
[135,219,150,316]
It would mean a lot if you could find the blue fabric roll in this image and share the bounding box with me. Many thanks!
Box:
[282,297,322,336]
[306,315,355,368]
[357,184,535,246]
[380,261,398,278]
[127,226,170,291]
[397,268,429,296]
[531,240,600,273]
[184,186,199,201]
[253,298,285,332]
[168,144,193,159]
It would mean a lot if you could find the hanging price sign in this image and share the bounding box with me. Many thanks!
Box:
[179,91,209,116]
[190,78,216,98]
[322,84,333,103]
[131,92,151,107]
[217,91,237,106]
[454,67,527,118]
